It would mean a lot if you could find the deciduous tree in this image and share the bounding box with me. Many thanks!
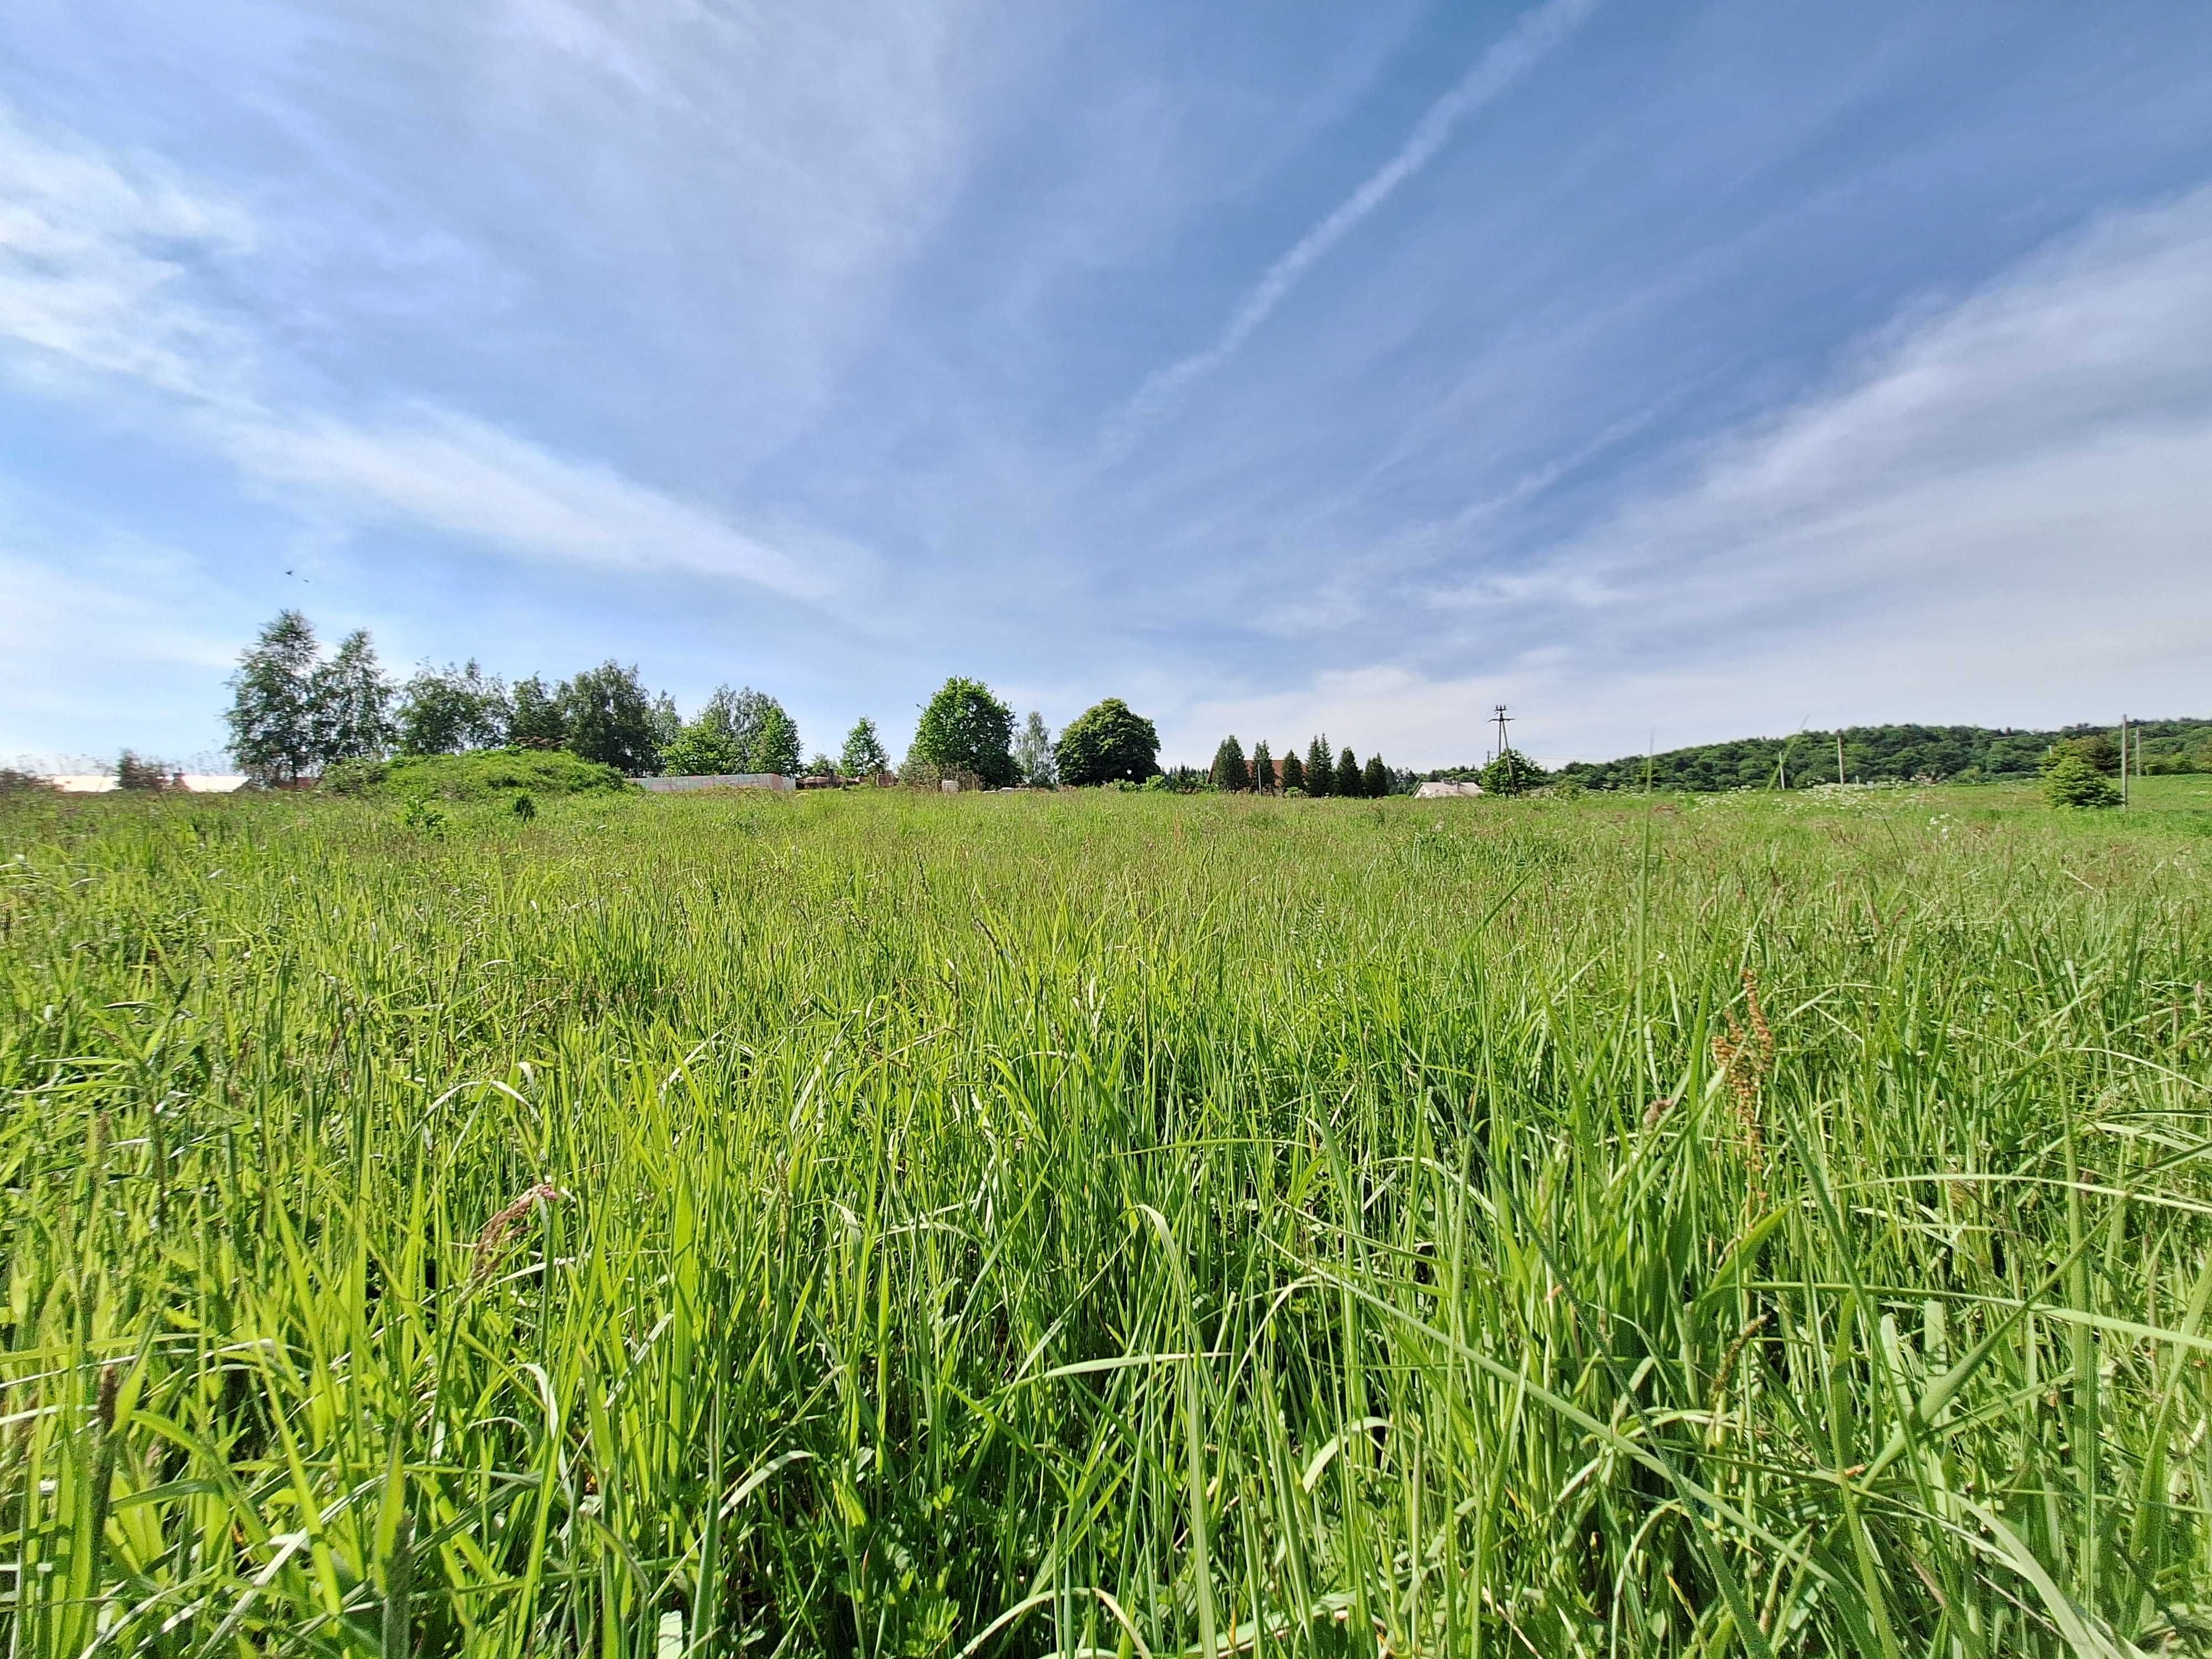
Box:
[398,660,509,755]
[1014,712,1057,787]
[556,662,660,775]
[911,677,1016,787]
[841,717,890,779]
[507,676,566,749]
[225,609,321,784]
[1054,698,1160,787]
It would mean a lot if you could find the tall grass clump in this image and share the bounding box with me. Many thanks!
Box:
[3,784,2210,1655]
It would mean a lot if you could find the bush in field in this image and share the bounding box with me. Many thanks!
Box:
[2043,753,2120,808]
[323,747,629,800]
[0,768,59,794]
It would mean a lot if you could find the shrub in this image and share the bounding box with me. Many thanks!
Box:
[328,748,629,801]
[0,768,59,794]
[1479,748,1547,797]
[2043,754,2120,808]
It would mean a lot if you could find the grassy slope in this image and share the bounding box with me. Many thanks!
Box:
[3,785,2210,1655]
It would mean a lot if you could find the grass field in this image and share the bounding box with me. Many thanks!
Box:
[5,780,2212,1656]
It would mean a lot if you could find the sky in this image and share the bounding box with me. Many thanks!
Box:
[3,1,2209,771]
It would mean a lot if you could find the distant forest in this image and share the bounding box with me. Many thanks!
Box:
[1544,719,2212,792]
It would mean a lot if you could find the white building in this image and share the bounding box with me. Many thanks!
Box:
[1414,780,1484,799]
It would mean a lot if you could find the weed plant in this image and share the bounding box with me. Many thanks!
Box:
[2,785,2210,1656]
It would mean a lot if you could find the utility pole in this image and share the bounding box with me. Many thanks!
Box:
[1837,729,1846,786]
[2121,715,2129,807]
[1491,705,1510,766]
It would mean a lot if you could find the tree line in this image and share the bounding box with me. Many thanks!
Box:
[218,612,1433,797]
[1547,719,2212,792]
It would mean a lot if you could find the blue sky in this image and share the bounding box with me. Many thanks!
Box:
[3,1,2209,770]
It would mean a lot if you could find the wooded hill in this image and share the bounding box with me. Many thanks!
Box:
[1551,718,2212,792]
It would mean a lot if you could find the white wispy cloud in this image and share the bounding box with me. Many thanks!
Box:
[222,408,849,601]
[1102,0,1596,457]
[1178,186,2212,763]
[0,103,258,403]
[0,95,855,606]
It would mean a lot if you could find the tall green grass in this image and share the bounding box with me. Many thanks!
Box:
[3,785,2209,1656]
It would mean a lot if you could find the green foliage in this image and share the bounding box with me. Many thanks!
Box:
[1557,719,2212,791]
[1211,735,1251,792]
[556,661,661,775]
[398,660,510,755]
[1479,747,1546,797]
[749,701,802,777]
[114,751,174,791]
[322,747,630,800]
[306,629,397,763]
[841,717,890,780]
[1336,745,1358,796]
[1361,753,1388,798]
[223,609,320,783]
[659,722,746,778]
[2044,752,2121,808]
[0,769,58,794]
[2049,732,2120,775]
[1014,711,1057,787]
[1250,739,1274,794]
[910,676,1016,788]
[506,675,566,750]
[512,791,537,820]
[399,794,448,838]
[1306,735,1333,797]
[7,786,2211,1655]
[1053,698,1159,787]
[1279,750,1306,795]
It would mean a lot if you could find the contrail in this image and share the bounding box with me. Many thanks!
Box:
[1102,0,1597,460]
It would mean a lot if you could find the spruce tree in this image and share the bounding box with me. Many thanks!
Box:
[1280,750,1306,794]
[1212,736,1250,792]
[1250,740,1273,794]
[1306,736,1332,797]
[1361,754,1389,798]
[1337,745,1359,797]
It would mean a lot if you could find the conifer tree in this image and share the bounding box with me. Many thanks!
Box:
[1250,740,1273,794]
[1212,735,1250,792]
[1306,735,1332,797]
[1361,753,1389,798]
[1337,745,1359,797]
[1280,750,1306,794]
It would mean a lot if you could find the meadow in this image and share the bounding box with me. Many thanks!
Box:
[4,778,2211,1657]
